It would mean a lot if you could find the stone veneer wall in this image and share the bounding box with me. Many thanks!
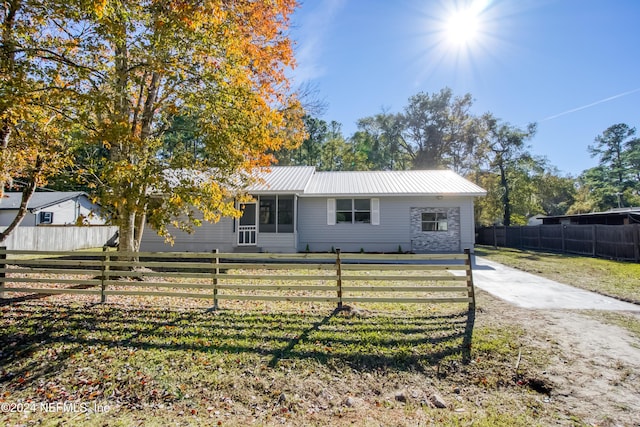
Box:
[410,207,461,252]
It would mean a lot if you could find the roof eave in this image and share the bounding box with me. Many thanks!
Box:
[249,190,305,195]
[31,192,88,211]
[298,192,487,198]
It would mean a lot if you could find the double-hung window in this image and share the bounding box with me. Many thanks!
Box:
[336,199,370,224]
[328,198,379,226]
[421,212,448,231]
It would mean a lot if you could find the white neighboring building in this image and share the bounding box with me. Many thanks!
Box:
[0,192,105,226]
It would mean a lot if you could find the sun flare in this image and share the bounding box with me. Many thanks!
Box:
[442,0,490,48]
[446,9,479,45]
[413,0,509,83]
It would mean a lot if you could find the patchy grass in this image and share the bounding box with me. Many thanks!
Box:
[475,245,640,304]
[0,295,560,426]
[587,311,640,344]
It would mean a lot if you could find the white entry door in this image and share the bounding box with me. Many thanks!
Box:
[237,203,257,246]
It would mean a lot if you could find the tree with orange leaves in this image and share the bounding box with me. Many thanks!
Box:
[0,1,73,242]
[44,0,305,252]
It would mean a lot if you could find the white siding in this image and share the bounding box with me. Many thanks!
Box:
[141,217,298,253]
[257,233,297,253]
[298,196,477,253]
[40,200,78,225]
[0,198,104,226]
[141,217,235,253]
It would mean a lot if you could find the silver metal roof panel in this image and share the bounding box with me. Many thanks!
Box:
[247,166,316,193]
[303,170,486,196]
[0,192,88,211]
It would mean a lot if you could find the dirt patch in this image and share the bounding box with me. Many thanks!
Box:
[479,291,640,426]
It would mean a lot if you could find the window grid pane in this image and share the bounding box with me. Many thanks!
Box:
[354,212,370,223]
[336,199,352,210]
[421,212,448,232]
[336,198,352,223]
[354,199,370,211]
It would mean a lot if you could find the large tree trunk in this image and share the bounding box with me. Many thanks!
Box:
[113,206,141,266]
[118,208,137,253]
[499,162,511,226]
[134,209,146,252]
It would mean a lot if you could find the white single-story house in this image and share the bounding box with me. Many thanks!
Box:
[0,191,105,226]
[141,166,486,253]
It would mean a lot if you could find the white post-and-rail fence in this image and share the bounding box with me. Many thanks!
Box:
[0,247,476,310]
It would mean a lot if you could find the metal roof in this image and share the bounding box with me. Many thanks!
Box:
[6,169,484,208]
[0,192,89,211]
[542,207,640,219]
[247,166,316,193]
[302,170,486,196]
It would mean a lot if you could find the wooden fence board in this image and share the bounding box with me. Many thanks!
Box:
[340,253,467,261]
[340,264,467,271]
[106,261,218,269]
[1,287,101,295]
[5,259,103,267]
[104,290,216,298]
[340,275,466,282]
[215,263,335,270]
[102,281,214,289]
[2,277,100,286]
[216,294,341,303]
[341,286,468,292]
[213,274,337,281]
[343,297,473,304]
[104,270,214,279]
[215,284,338,291]
[1,267,101,276]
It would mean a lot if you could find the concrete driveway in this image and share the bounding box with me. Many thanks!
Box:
[469,256,640,311]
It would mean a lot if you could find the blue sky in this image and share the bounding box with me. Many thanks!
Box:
[289,0,640,176]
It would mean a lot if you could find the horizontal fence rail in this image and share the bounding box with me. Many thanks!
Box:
[0,247,476,310]
[477,224,640,262]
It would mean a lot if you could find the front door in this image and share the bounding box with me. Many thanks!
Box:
[237,203,257,246]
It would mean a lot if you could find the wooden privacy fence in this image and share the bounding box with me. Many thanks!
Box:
[0,248,476,310]
[477,224,640,262]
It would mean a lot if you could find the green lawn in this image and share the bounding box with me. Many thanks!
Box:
[0,296,557,426]
[475,245,640,304]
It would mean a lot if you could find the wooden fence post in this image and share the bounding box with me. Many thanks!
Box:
[492,225,497,249]
[519,226,523,249]
[633,224,640,262]
[464,249,476,311]
[101,246,109,303]
[0,246,6,300]
[336,248,343,309]
[212,249,219,311]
